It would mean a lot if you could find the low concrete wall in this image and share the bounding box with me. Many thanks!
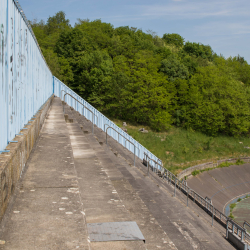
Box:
[177,157,250,180]
[228,231,249,250]
[0,95,54,221]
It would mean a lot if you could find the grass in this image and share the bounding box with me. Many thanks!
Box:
[229,203,236,219]
[229,195,250,219]
[111,118,250,175]
[191,160,245,176]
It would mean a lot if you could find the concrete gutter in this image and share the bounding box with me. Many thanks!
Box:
[0,95,54,222]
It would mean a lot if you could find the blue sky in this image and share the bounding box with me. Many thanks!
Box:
[20,0,250,62]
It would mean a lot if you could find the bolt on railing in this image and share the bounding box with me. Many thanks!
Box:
[63,93,98,134]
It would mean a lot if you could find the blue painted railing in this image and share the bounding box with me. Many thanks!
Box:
[54,77,161,168]
[1,0,161,169]
[0,0,53,152]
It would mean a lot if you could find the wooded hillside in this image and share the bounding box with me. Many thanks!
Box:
[31,11,250,137]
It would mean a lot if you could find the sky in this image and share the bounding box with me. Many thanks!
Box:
[19,0,250,63]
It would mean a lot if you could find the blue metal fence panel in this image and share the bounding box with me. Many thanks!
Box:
[0,0,53,152]
[54,77,161,169]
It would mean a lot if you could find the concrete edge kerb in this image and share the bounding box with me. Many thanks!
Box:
[0,95,54,222]
[177,157,250,180]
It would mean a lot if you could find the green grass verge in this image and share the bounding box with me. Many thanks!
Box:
[229,195,250,219]
[111,118,250,175]
[191,159,245,176]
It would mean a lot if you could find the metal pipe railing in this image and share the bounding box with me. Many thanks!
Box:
[106,126,139,166]
[63,93,98,134]
[244,221,250,231]
[61,90,67,100]
[144,153,163,172]
[147,159,155,176]
[125,139,140,167]
[105,126,127,144]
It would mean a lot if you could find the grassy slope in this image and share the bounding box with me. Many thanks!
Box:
[112,119,250,175]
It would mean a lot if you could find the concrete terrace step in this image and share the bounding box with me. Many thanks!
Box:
[64,102,236,250]
[0,97,89,250]
[0,98,236,250]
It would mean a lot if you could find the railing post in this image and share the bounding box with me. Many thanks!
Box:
[174,178,176,197]
[134,145,136,166]
[187,188,189,207]
[212,206,214,226]
[226,220,229,238]
[147,160,149,175]
[92,112,94,134]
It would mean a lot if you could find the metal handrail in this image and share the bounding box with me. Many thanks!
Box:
[106,126,139,166]
[125,139,140,155]
[63,93,98,134]
[125,139,140,167]
[147,159,155,176]
[144,153,221,225]
[244,221,250,230]
[144,153,163,171]
[61,90,67,100]
[105,126,127,144]
[227,219,247,241]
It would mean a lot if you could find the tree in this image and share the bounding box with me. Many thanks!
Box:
[177,66,250,136]
[183,42,213,61]
[162,33,184,47]
[160,55,189,82]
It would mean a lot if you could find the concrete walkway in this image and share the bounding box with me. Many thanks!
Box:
[0,98,236,250]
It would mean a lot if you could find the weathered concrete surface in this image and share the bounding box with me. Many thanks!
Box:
[66,123,174,250]
[0,98,237,249]
[187,164,250,212]
[0,98,89,249]
[65,103,236,250]
[0,95,53,223]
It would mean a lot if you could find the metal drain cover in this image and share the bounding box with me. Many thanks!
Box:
[87,221,145,242]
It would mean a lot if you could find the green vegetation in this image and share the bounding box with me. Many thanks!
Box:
[31,11,250,137]
[229,203,236,219]
[30,12,250,174]
[229,195,250,219]
[191,160,244,176]
[110,119,250,174]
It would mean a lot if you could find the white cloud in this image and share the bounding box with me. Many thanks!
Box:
[194,21,250,37]
[133,0,250,20]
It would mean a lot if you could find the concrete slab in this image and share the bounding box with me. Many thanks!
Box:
[0,98,89,250]
[65,104,236,250]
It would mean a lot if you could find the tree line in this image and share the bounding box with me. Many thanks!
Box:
[30,11,250,136]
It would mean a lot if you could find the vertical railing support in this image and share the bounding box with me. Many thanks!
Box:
[226,220,229,238]
[174,178,177,197]
[212,206,214,226]
[63,93,97,134]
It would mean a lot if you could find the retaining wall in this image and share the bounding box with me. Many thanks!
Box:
[0,95,54,221]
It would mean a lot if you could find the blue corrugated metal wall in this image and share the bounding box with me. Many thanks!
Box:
[0,0,161,168]
[0,0,53,152]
